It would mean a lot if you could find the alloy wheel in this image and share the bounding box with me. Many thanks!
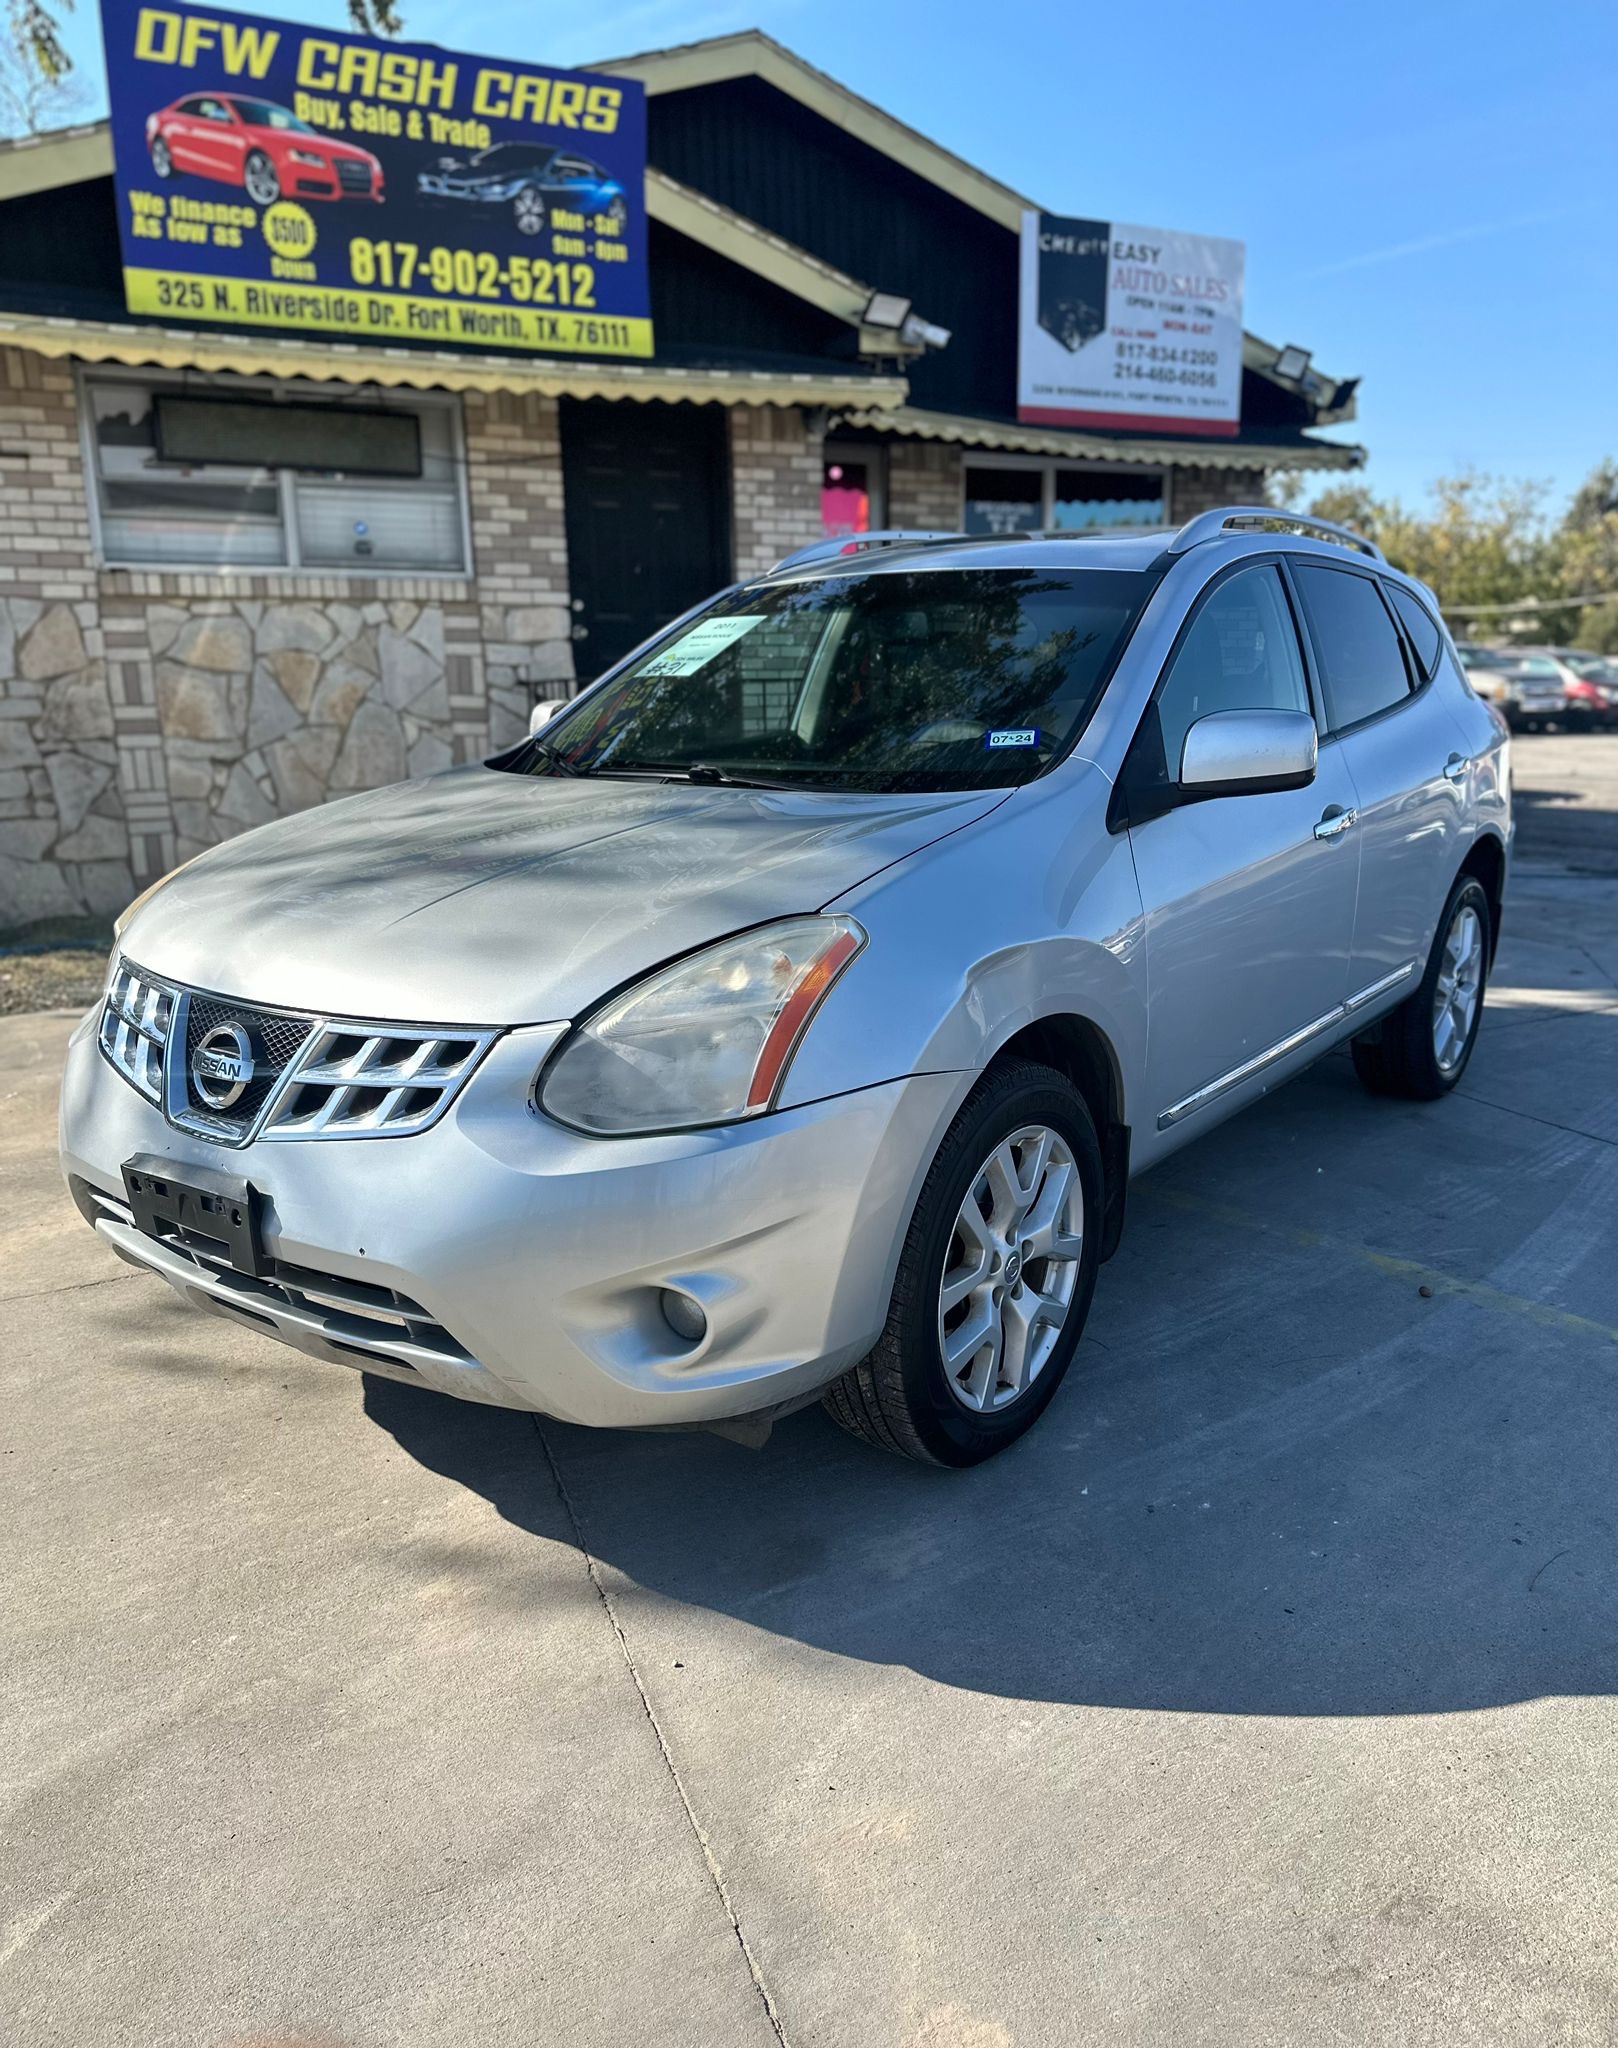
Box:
[245,154,279,205]
[1432,902,1484,1072]
[938,1124,1084,1413]
[515,189,546,235]
[151,139,172,178]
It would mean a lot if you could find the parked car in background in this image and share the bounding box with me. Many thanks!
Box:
[1455,644,1571,730]
[146,95,384,207]
[417,145,627,237]
[1542,649,1618,728]
[63,509,1510,1468]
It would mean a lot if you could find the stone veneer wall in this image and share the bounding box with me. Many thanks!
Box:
[0,349,575,925]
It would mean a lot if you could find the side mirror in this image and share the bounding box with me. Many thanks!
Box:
[528,697,571,736]
[1178,708,1317,800]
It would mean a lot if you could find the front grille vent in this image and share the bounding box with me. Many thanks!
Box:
[98,958,498,1147]
[263,1026,488,1139]
[100,961,173,1103]
[335,158,373,192]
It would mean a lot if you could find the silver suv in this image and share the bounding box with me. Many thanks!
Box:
[62,509,1511,1466]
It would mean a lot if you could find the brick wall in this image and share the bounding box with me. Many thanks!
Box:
[886,441,961,529]
[1168,465,1269,522]
[0,350,128,924]
[0,348,577,925]
[730,407,822,579]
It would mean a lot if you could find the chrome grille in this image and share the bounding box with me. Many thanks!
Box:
[100,960,174,1104]
[181,994,314,1140]
[335,157,373,193]
[263,1025,488,1138]
[98,957,498,1146]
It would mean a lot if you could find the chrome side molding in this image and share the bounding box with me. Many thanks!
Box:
[1157,960,1417,1130]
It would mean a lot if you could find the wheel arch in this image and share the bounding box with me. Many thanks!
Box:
[989,1011,1131,1262]
[1459,829,1507,962]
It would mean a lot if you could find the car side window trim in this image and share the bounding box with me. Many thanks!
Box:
[1290,558,1423,742]
[1107,554,1319,833]
[1383,581,1443,683]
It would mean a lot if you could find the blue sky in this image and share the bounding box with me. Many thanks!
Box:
[49,0,1618,512]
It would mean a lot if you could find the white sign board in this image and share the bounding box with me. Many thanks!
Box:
[1017,213,1245,436]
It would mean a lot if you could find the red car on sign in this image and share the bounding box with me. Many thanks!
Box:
[146,94,384,207]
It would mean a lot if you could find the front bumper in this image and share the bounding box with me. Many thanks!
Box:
[60,1008,960,1429]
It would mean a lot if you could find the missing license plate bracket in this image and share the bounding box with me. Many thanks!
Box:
[122,1153,266,1277]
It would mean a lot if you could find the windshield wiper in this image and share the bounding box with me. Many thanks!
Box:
[605,759,805,792]
[526,736,584,777]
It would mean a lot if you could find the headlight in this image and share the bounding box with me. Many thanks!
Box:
[539,916,865,1136]
[289,148,325,166]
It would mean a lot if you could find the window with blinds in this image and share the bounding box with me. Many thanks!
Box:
[84,374,469,574]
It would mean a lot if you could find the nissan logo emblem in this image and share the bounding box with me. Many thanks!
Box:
[192,1021,255,1110]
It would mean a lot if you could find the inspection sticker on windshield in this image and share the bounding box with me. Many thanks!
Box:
[640,617,766,677]
[987,728,1041,750]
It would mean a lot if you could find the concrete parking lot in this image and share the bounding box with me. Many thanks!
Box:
[4,733,1618,2047]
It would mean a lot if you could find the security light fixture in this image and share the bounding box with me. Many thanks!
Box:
[901,314,953,350]
[1272,345,1312,382]
[861,291,913,330]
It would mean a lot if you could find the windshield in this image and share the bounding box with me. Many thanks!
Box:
[230,99,314,133]
[524,568,1146,794]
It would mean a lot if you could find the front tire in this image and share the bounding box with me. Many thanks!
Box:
[823,1060,1103,1466]
[1352,874,1491,1100]
[513,188,547,236]
[244,151,280,206]
[150,137,174,179]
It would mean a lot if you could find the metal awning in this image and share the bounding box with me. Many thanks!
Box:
[0,310,909,409]
[829,403,1365,472]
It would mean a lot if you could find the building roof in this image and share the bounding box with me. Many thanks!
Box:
[0,34,1362,465]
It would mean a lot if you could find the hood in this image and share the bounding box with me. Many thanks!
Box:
[122,765,1006,1027]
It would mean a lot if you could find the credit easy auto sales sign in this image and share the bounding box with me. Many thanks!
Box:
[98,0,652,356]
[1018,212,1244,434]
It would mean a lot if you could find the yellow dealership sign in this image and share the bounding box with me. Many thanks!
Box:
[100,0,653,357]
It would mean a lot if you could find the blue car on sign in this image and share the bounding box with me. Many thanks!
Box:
[417,144,628,237]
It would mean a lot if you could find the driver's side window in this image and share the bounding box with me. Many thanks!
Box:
[1157,566,1310,777]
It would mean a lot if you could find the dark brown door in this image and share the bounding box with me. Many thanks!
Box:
[560,398,731,677]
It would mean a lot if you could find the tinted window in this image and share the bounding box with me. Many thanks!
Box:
[1296,564,1411,731]
[1156,566,1309,774]
[229,98,315,133]
[525,568,1147,794]
[1387,584,1441,679]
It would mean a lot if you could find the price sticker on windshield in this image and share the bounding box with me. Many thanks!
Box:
[640,616,766,677]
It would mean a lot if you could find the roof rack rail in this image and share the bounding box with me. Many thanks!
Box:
[1167,505,1384,562]
[768,529,967,574]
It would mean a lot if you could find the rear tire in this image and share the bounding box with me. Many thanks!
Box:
[823,1059,1103,1466]
[1352,874,1491,1100]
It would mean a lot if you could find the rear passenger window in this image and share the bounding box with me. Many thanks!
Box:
[1155,565,1310,775]
[1295,564,1412,731]
[1386,584,1442,680]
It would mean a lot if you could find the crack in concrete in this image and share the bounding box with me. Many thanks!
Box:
[0,1270,138,1308]
[533,1419,791,2048]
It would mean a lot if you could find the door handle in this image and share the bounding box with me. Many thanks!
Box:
[1314,806,1357,841]
[1443,753,1468,784]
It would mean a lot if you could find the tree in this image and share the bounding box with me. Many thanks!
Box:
[2,0,404,140]
[1,0,82,135]
[1270,464,1618,651]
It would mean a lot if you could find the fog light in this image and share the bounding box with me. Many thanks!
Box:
[659,1289,707,1345]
